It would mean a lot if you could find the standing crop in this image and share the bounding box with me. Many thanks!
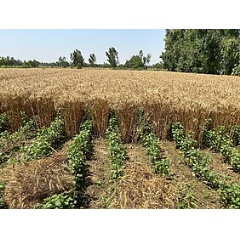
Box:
[0,116,36,164]
[22,116,64,161]
[36,120,93,209]
[0,113,8,133]
[67,120,93,206]
[140,120,169,175]
[35,192,77,209]
[0,181,6,209]
[106,116,126,180]
[172,121,240,208]
[203,122,240,172]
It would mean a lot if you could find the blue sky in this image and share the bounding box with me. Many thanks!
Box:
[0,29,165,65]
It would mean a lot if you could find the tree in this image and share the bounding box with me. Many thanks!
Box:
[220,37,239,75]
[143,53,151,67]
[70,49,84,69]
[125,55,143,69]
[125,50,151,69]
[58,56,69,68]
[160,29,240,75]
[88,53,96,66]
[106,47,119,69]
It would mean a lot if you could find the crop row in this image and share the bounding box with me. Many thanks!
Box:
[140,120,169,175]
[0,116,36,164]
[203,120,240,172]
[172,122,240,208]
[21,116,64,161]
[106,116,126,180]
[36,120,93,209]
[0,113,8,133]
[0,181,6,208]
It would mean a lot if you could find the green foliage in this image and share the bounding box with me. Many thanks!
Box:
[0,56,40,68]
[220,38,240,75]
[0,113,8,133]
[219,183,240,209]
[70,49,84,69]
[106,117,126,180]
[88,53,96,66]
[0,117,36,164]
[58,56,69,68]
[231,64,240,76]
[171,122,185,149]
[35,192,77,209]
[36,120,93,209]
[140,120,169,176]
[160,29,240,75]
[203,123,240,172]
[22,117,64,161]
[172,122,224,189]
[0,181,6,209]
[177,184,198,209]
[172,121,240,208]
[125,50,151,69]
[68,120,93,192]
[106,47,119,69]
[233,125,240,146]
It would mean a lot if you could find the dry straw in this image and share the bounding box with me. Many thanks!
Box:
[110,160,177,208]
[4,150,74,209]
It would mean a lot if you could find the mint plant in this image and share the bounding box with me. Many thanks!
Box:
[172,121,240,208]
[106,116,126,180]
[35,192,77,209]
[140,120,169,176]
[0,113,8,133]
[22,116,64,161]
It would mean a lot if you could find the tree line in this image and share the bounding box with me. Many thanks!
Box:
[160,29,240,76]
[0,47,154,70]
[1,29,239,75]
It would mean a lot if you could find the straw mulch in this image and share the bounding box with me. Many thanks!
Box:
[3,150,74,209]
[109,161,177,209]
[109,148,178,209]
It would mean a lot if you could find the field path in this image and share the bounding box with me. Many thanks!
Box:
[162,141,222,208]
[203,149,240,185]
[109,144,177,208]
[85,138,113,208]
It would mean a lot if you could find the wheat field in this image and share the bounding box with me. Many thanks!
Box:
[1,68,240,108]
[1,68,240,140]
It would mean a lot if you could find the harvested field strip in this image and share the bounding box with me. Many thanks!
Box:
[172,122,240,208]
[85,139,112,208]
[203,124,240,173]
[0,118,36,164]
[2,142,74,209]
[109,144,177,209]
[140,120,169,175]
[162,141,221,208]
[203,149,240,185]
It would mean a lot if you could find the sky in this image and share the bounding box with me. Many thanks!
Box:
[0,29,165,65]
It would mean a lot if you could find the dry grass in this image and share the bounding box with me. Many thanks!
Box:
[3,147,74,209]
